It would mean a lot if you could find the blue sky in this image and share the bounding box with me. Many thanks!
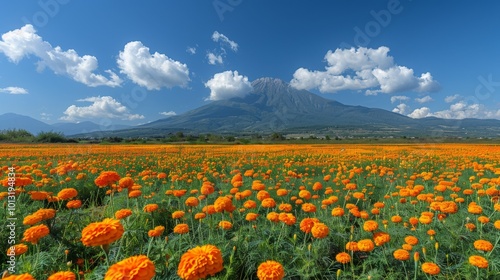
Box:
[1,0,499,125]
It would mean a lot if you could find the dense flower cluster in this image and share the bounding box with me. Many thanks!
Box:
[177,245,223,280]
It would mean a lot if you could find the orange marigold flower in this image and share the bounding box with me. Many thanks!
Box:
[218,220,233,230]
[278,203,292,212]
[299,218,320,234]
[393,249,410,261]
[214,196,235,213]
[22,224,50,244]
[311,222,329,239]
[23,214,42,226]
[201,183,215,195]
[128,190,142,198]
[6,244,28,256]
[194,213,206,220]
[469,255,488,268]
[421,262,440,275]
[47,271,76,280]
[331,207,345,217]
[115,209,133,219]
[246,213,259,221]
[391,215,403,223]
[143,204,159,213]
[57,188,78,200]
[148,226,165,237]
[405,236,419,246]
[257,260,285,280]
[278,212,296,226]
[177,245,223,280]
[357,239,375,252]
[468,202,483,214]
[185,196,199,207]
[118,177,134,190]
[29,191,51,201]
[105,255,155,280]
[66,199,82,209]
[495,220,500,230]
[473,240,493,252]
[94,171,120,188]
[465,223,476,231]
[173,223,189,234]
[363,220,379,232]
[373,231,391,246]
[298,190,311,200]
[2,273,36,280]
[477,216,489,224]
[267,212,279,223]
[335,252,351,264]
[301,203,316,213]
[81,218,124,247]
[261,198,277,208]
[345,241,359,252]
[172,210,185,219]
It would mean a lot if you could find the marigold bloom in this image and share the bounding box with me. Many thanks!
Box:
[335,252,351,264]
[47,271,76,280]
[66,199,82,209]
[331,207,345,217]
[393,249,410,261]
[311,222,329,239]
[214,196,235,213]
[105,255,155,280]
[421,262,440,275]
[23,214,42,226]
[301,203,317,213]
[29,191,51,201]
[404,236,419,246]
[373,231,390,246]
[185,197,199,207]
[173,223,189,234]
[81,218,124,247]
[391,215,403,223]
[473,240,493,252]
[6,244,28,256]
[345,241,359,252]
[172,210,185,219]
[95,171,120,188]
[57,188,78,200]
[201,183,215,195]
[261,198,277,208]
[477,216,489,224]
[257,260,285,280]
[2,273,36,280]
[278,203,292,212]
[278,212,296,226]
[177,245,223,280]
[194,212,206,220]
[357,239,375,252]
[218,220,233,230]
[22,224,50,244]
[267,212,280,223]
[128,190,142,198]
[148,226,165,237]
[363,220,379,232]
[465,223,476,231]
[115,209,133,219]
[246,213,259,221]
[468,202,483,214]
[495,220,500,230]
[143,204,158,213]
[299,218,320,233]
[298,190,311,200]
[469,255,488,268]
[118,177,134,190]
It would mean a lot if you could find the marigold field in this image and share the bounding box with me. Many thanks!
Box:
[1,143,499,279]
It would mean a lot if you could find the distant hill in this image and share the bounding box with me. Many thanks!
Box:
[0,113,131,136]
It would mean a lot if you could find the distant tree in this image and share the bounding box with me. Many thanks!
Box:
[36,131,67,143]
[270,132,284,141]
[0,129,35,142]
[325,135,331,140]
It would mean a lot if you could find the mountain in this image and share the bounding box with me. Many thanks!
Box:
[0,113,131,136]
[141,78,421,134]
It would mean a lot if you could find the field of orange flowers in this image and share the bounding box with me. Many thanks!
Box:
[0,143,499,279]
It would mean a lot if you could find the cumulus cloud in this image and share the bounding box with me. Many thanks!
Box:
[0,24,122,87]
[415,95,433,104]
[408,101,500,119]
[390,95,409,103]
[444,94,460,103]
[117,41,190,90]
[205,70,253,101]
[290,46,440,95]
[207,52,223,65]
[392,103,409,115]
[0,86,28,94]
[212,31,238,52]
[160,111,177,117]
[61,96,144,121]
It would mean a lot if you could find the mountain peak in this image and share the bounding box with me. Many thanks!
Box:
[251,77,290,93]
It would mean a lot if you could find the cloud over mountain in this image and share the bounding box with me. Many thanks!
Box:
[290,46,440,95]
[205,70,253,101]
[61,96,144,121]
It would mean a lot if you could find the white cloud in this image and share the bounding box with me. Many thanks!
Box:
[0,86,28,94]
[415,95,433,104]
[392,103,409,115]
[290,46,440,95]
[212,31,238,52]
[40,112,51,121]
[207,52,223,65]
[205,70,253,101]
[408,107,432,118]
[61,96,144,121]
[186,47,196,55]
[117,41,190,90]
[409,101,500,119]
[444,94,460,103]
[0,24,122,87]
[160,111,177,117]
[390,95,409,103]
